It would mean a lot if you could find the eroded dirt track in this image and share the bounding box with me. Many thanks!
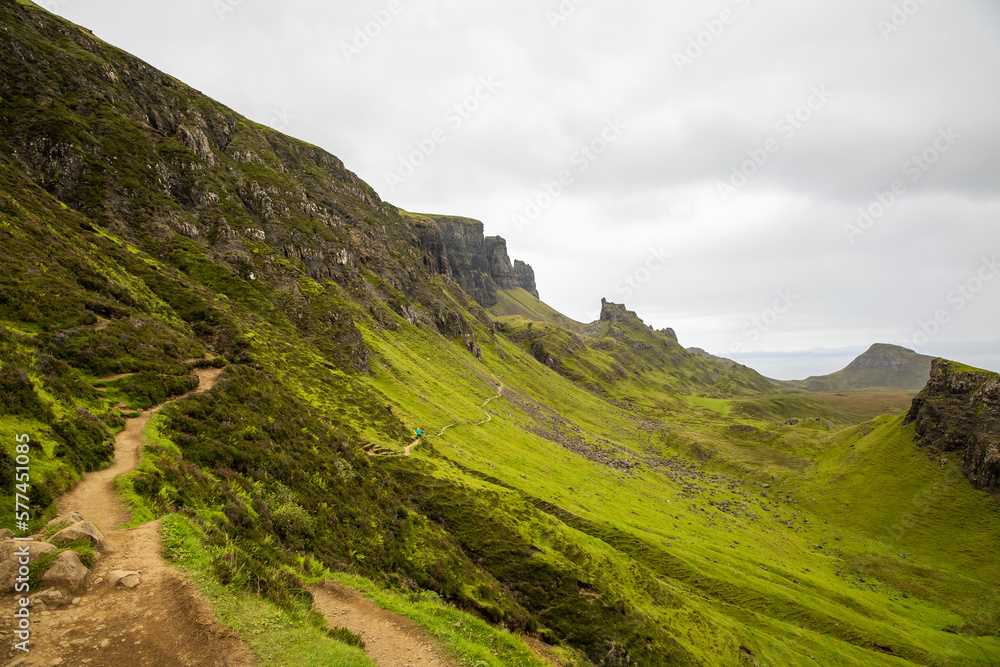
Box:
[3,367,254,666]
[310,582,455,667]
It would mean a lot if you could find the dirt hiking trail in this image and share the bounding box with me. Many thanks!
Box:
[57,368,222,533]
[368,376,506,457]
[11,519,252,666]
[7,362,535,666]
[437,376,505,438]
[310,582,455,667]
[3,367,254,666]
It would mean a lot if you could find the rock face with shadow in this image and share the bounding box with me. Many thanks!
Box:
[906,359,1000,493]
[413,215,537,308]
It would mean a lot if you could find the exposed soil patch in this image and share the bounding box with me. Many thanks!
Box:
[3,520,253,666]
[1,367,253,666]
[57,368,221,533]
[310,582,455,667]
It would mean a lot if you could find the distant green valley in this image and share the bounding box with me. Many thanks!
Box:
[1,2,999,665]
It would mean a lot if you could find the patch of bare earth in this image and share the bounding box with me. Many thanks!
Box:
[3,520,252,666]
[1,368,254,666]
[309,582,455,667]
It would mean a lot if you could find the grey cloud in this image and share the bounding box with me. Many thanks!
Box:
[49,0,1000,379]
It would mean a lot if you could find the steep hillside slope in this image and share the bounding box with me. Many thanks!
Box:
[2,3,1000,666]
[490,287,585,332]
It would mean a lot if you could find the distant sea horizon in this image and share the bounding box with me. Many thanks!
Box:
[719,341,1000,381]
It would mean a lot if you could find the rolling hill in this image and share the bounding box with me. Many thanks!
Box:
[785,344,936,392]
[1,3,999,665]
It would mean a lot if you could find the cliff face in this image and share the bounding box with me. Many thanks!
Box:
[0,1,499,364]
[415,216,537,307]
[485,236,537,297]
[905,359,1000,493]
[599,298,639,324]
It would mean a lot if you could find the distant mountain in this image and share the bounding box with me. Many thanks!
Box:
[786,343,935,391]
[4,4,1000,665]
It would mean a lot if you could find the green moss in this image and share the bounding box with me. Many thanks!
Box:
[159,514,375,666]
[1,3,999,664]
[98,371,199,410]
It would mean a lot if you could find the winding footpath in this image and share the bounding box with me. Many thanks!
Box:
[5,361,536,666]
[334,374,520,666]
[56,368,222,532]
[309,583,453,667]
[5,367,253,667]
[318,363,558,667]
[435,376,505,439]
[368,377,505,457]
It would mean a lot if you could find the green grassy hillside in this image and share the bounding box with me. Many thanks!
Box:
[490,288,587,332]
[362,290,1000,665]
[2,3,999,665]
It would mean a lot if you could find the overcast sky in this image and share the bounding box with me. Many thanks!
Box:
[47,0,1000,378]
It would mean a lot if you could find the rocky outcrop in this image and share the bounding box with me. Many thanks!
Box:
[0,540,57,592]
[414,216,537,307]
[176,125,216,166]
[109,569,142,589]
[425,217,495,305]
[485,236,538,298]
[599,298,640,324]
[49,521,105,548]
[599,298,678,342]
[905,359,1000,493]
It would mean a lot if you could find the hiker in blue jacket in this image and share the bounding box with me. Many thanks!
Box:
[416,428,422,437]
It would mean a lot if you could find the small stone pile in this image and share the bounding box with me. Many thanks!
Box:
[0,511,141,610]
